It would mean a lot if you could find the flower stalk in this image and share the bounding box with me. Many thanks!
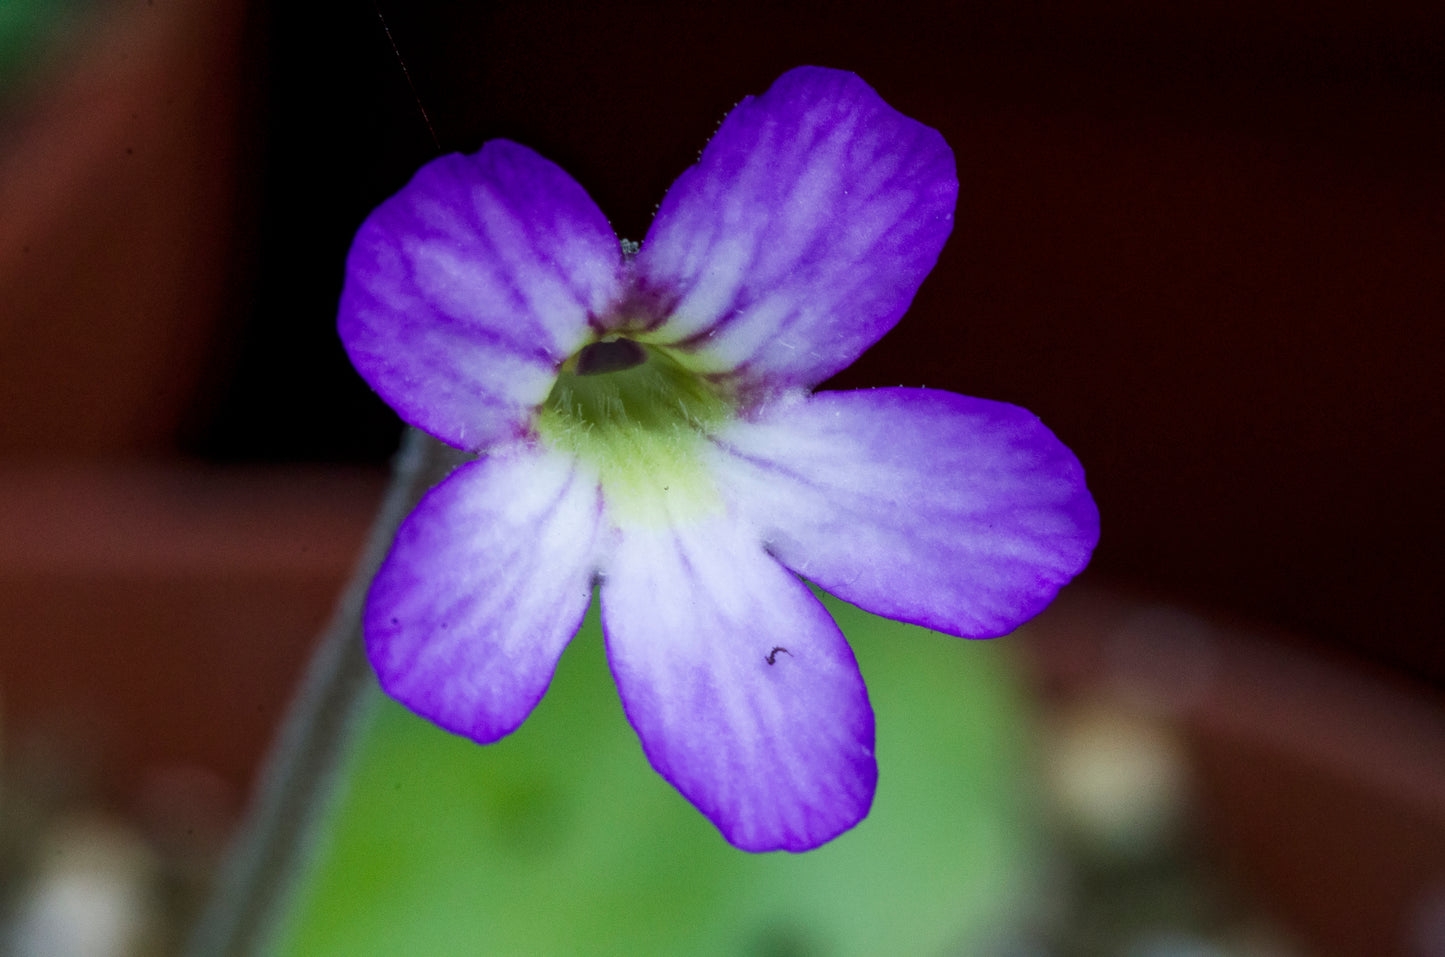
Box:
[187,429,465,957]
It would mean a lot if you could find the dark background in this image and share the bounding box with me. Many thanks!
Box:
[188,1,1444,688]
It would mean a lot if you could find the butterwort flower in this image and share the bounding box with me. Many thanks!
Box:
[340,67,1098,852]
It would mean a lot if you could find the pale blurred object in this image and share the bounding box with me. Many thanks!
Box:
[0,459,383,955]
[1044,699,1191,860]
[4,813,160,957]
[1024,585,1445,957]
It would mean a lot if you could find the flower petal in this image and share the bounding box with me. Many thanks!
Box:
[635,67,957,391]
[600,517,875,852]
[711,389,1099,638]
[365,446,602,743]
[340,141,625,451]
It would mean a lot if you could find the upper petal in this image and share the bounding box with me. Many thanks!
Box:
[365,445,602,743]
[600,516,876,852]
[710,389,1099,638]
[635,67,957,391]
[340,141,625,451]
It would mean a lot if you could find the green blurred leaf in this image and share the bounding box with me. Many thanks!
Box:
[273,592,1042,956]
[0,0,88,93]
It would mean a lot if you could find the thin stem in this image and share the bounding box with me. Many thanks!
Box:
[373,0,442,154]
[187,429,465,956]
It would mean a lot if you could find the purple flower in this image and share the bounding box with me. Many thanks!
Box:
[339,67,1099,852]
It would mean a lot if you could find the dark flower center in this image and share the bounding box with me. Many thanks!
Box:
[537,337,735,524]
[575,337,648,376]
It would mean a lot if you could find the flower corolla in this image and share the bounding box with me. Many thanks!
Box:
[340,67,1099,852]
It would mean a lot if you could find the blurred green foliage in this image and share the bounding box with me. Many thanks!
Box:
[0,0,87,95]
[274,591,1041,956]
